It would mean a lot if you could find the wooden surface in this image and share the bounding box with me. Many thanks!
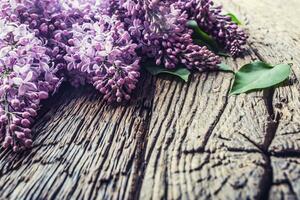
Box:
[1,0,300,199]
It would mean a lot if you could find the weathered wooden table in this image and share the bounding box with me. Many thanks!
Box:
[1,0,300,199]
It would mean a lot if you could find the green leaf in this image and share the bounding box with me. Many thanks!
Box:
[187,20,220,51]
[227,13,242,25]
[230,61,291,95]
[144,63,190,82]
[218,63,234,73]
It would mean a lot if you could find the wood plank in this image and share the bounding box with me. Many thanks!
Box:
[221,0,300,199]
[271,156,300,199]
[140,0,300,199]
[0,74,154,200]
[1,0,300,199]
[139,54,273,199]
[269,184,298,200]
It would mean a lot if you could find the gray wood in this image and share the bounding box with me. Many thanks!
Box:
[221,0,300,199]
[0,74,155,200]
[1,0,300,199]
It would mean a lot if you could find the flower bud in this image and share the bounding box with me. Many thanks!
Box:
[21,119,31,127]
[24,139,33,148]
[38,91,49,100]
[23,128,32,134]
[27,108,37,117]
[9,124,17,131]
[22,112,31,119]
[0,115,8,123]
[11,99,20,108]
[15,131,25,139]
[12,117,21,124]
[13,146,19,152]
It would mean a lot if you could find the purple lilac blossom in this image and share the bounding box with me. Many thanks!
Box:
[0,0,248,150]
[0,20,60,151]
[102,0,221,70]
[141,1,221,70]
[0,0,93,87]
[136,0,247,56]
[65,15,141,102]
[178,0,248,56]
[1,0,247,92]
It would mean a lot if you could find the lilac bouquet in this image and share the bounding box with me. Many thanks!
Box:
[0,0,247,150]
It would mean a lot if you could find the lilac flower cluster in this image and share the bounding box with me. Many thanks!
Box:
[140,1,221,70]
[1,0,98,86]
[64,17,141,102]
[0,20,60,151]
[181,0,248,55]
[0,0,247,150]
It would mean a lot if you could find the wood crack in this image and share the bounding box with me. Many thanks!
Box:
[202,78,232,151]
[128,76,155,200]
[248,46,280,200]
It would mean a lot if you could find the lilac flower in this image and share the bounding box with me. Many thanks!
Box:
[0,0,248,151]
[0,20,60,151]
[65,16,141,102]
[141,1,221,70]
[128,19,144,38]
[179,0,248,56]
[0,0,92,83]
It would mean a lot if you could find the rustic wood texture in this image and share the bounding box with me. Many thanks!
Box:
[1,0,300,199]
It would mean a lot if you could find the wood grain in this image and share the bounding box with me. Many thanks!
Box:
[139,55,273,199]
[1,0,300,200]
[0,74,155,200]
[222,0,300,199]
